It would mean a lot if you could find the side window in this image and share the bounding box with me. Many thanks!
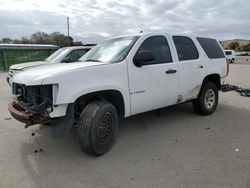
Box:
[197,37,225,59]
[67,49,87,62]
[135,36,172,65]
[173,36,199,61]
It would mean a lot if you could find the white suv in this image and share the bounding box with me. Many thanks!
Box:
[8,33,228,156]
[224,50,236,63]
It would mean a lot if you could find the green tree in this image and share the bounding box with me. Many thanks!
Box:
[242,43,250,51]
[50,32,74,47]
[21,37,31,44]
[229,41,240,51]
[1,38,13,43]
[13,37,31,44]
[1,31,76,47]
[31,32,52,44]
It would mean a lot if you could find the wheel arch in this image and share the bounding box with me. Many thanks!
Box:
[202,74,221,89]
[74,90,126,118]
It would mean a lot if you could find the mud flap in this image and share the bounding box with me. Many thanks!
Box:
[51,104,75,138]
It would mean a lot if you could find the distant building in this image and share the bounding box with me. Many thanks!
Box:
[220,39,250,49]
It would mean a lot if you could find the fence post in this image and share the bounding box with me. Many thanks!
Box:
[3,50,8,71]
[0,50,2,71]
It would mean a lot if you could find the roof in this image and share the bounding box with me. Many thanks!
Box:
[107,32,218,41]
[0,44,59,50]
[62,46,94,50]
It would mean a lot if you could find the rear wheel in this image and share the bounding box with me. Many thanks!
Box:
[231,58,235,63]
[192,82,218,115]
[78,100,119,156]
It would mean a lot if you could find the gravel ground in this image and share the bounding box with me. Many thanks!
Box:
[0,58,250,188]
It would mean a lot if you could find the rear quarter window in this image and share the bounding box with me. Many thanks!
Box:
[197,37,225,59]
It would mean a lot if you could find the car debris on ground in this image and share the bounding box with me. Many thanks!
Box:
[221,84,250,97]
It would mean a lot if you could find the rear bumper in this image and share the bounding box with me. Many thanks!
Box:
[8,102,47,125]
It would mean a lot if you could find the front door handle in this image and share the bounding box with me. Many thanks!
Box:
[165,69,177,74]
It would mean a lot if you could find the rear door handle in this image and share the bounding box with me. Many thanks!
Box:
[165,69,177,74]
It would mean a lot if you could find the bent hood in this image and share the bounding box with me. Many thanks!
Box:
[10,61,51,70]
[13,61,107,85]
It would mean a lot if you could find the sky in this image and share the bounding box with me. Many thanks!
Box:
[0,0,249,44]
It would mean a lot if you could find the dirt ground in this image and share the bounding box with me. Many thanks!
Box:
[0,58,250,188]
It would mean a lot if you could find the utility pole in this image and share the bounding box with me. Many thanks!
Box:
[67,17,70,46]
[67,17,70,37]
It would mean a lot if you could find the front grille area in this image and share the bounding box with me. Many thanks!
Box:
[12,83,53,116]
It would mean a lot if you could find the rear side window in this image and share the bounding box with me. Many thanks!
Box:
[173,36,199,61]
[197,37,225,59]
[136,36,173,64]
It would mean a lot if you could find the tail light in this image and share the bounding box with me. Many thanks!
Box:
[226,59,230,76]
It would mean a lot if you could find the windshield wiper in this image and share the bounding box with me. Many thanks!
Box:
[85,59,102,62]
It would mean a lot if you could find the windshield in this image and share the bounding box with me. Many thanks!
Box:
[46,48,70,63]
[79,36,139,63]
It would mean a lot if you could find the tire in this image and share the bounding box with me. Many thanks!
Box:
[192,82,218,115]
[231,58,235,63]
[78,100,119,156]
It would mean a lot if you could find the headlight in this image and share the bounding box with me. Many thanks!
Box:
[9,70,14,76]
[9,69,21,77]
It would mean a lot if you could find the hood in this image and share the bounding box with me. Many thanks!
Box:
[10,61,51,70]
[13,61,107,85]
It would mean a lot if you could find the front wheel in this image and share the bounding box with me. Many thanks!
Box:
[192,82,218,115]
[78,100,119,156]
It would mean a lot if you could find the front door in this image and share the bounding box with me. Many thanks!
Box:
[127,35,179,115]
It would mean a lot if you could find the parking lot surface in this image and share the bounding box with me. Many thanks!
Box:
[0,58,250,188]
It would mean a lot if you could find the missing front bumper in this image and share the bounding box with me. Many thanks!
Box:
[8,102,48,126]
[8,102,75,138]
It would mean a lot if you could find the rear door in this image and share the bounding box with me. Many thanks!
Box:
[171,35,203,102]
[127,34,179,115]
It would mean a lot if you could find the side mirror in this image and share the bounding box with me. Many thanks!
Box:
[133,50,155,67]
[61,56,71,63]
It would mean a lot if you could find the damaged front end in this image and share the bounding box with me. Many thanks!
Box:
[8,83,53,127]
[9,83,75,138]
